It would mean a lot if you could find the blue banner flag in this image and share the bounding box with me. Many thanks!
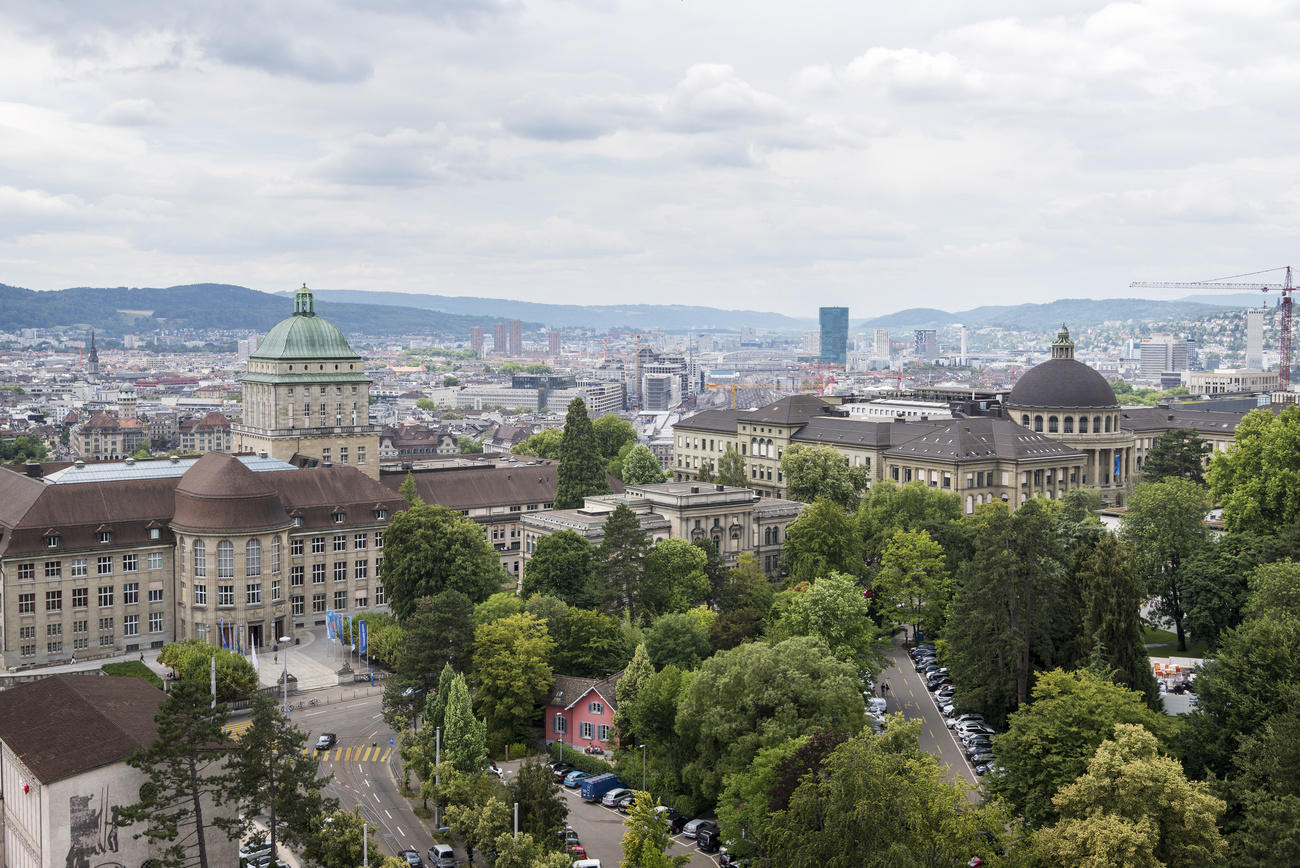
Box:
[219,616,226,649]
[326,610,336,640]
[359,620,368,655]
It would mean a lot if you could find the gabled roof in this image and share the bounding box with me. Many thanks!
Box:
[0,675,164,783]
[675,408,741,434]
[741,395,836,426]
[548,671,623,711]
[1119,405,1246,434]
[886,416,1083,463]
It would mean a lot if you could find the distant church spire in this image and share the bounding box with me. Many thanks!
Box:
[87,329,100,376]
[293,283,316,316]
[1051,323,1074,360]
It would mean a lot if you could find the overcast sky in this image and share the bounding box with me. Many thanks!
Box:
[2,1,1299,316]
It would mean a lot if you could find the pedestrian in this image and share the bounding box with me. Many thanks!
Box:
[884,681,890,694]
[879,682,886,697]
[139,651,145,662]
[70,655,76,665]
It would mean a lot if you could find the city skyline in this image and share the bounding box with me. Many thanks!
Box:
[2,3,1299,315]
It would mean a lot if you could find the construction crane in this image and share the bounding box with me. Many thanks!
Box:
[1131,266,1293,388]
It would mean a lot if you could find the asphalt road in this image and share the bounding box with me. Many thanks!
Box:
[550,780,718,868]
[879,636,982,799]
[295,693,430,859]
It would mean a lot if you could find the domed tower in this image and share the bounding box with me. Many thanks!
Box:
[1005,324,1136,505]
[232,284,380,477]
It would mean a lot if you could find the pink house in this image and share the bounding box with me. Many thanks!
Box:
[544,671,623,753]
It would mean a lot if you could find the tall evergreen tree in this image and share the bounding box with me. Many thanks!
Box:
[234,693,333,860]
[505,759,569,847]
[116,680,241,868]
[443,672,488,774]
[614,642,654,744]
[555,398,609,509]
[596,503,650,615]
[1080,535,1161,707]
[1142,428,1212,484]
[399,472,421,506]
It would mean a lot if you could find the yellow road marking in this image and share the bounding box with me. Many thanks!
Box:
[333,747,343,761]
[381,748,391,762]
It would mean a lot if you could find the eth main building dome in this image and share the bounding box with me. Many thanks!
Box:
[250,283,361,362]
[1007,324,1118,411]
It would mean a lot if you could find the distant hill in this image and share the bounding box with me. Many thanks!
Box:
[0,283,527,338]
[854,297,1248,331]
[296,289,814,332]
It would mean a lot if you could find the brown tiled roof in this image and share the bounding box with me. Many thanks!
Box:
[743,395,837,426]
[886,416,1083,463]
[261,467,406,530]
[173,452,290,533]
[0,675,164,783]
[381,463,623,511]
[1,476,178,556]
[548,670,624,711]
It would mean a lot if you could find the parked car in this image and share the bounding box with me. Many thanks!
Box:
[567,844,587,859]
[867,697,887,716]
[560,827,581,847]
[580,773,624,802]
[315,732,337,751]
[550,762,574,781]
[698,827,722,853]
[949,713,984,729]
[615,792,638,813]
[564,770,591,788]
[397,851,424,868]
[240,840,273,862]
[572,860,601,868]
[427,843,456,868]
[684,819,720,841]
[719,851,752,867]
[601,787,634,807]
[662,811,691,834]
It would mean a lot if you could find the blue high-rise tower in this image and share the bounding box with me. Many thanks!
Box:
[819,307,848,367]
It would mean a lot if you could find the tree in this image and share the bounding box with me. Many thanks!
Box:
[780,444,863,509]
[445,793,511,865]
[592,413,637,459]
[716,736,806,858]
[553,605,631,677]
[443,375,460,387]
[460,437,484,454]
[302,808,367,868]
[416,397,438,411]
[772,572,881,673]
[875,528,950,640]
[781,498,862,584]
[513,428,564,459]
[426,662,457,737]
[621,443,667,485]
[492,832,571,868]
[644,612,711,670]
[1179,531,1269,649]
[383,591,477,728]
[1037,724,1227,867]
[614,643,653,743]
[0,434,48,464]
[521,530,596,605]
[596,504,649,615]
[555,398,610,509]
[158,638,258,701]
[640,538,709,620]
[1142,428,1212,484]
[629,665,690,758]
[506,759,568,846]
[234,693,332,860]
[115,680,241,868]
[1079,536,1161,705]
[621,791,691,868]
[696,460,715,483]
[675,636,865,803]
[1121,478,1210,652]
[399,472,421,506]
[476,591,525,624]
[990,669,1173,827]
[473,613,556,745]
[381,504,504,618]
[131,444,152,459]
[763,719,1011,867]
[715,444,747,488]
[443,672,488,774]
[1208,405,1300,534]
[855,480,964,560]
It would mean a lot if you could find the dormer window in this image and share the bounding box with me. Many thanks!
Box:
[293,515,304,528]
[97,530,113,544]
[375,508,388,520]
[45,534,60,549]
[149,528,161,540]
[332,511,346,524]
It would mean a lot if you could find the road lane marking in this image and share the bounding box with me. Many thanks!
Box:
[385,809,393,819]
[381,748,391,761]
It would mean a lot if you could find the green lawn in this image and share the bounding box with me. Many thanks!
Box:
[101,659,164,689]
[1142,626,1209,659]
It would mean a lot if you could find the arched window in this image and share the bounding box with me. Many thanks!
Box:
[1063,416,1074,434]
[217,540,234,578]
[1093,415,1102,433]
[193,540,206,577]
[1021,414,1031,427]
[1079,416,1088,433]
[271,537,281,574]
[1034,415,1044,432]
[1104,416,1112,433]
[245,539,261,577]
[965,495,973,514]
[1048,416,1059,433]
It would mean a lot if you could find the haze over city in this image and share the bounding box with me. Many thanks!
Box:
[4,0,1300,314]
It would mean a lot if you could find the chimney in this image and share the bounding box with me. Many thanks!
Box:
[690,486,700,494]
[715,484,724,492]
[169,455,180,464]
[24,462,41,478]
[74,459,85,469]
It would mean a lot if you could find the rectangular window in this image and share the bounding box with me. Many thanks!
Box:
[194,584,207,605]
[374,531,384,548]
[20,645,36,658]
[247,583,262,605]
[46,590,62,611]
[354,533,367,549]
[47,641,63,654]
[99,636,113,648]
[357,446,366,465]
[98,530,112,544]
[47,623,62,637]
[17,563,35,581]
[72,588,88,608]
[354,560,368,580]
[312,537,325,554]
[312,593,326,613]
[375,585,386,606]
[45,535,59,549]
[322,447,331,463]
[70,558,87,577]
[98,586,113,607]
[589,701,604,714]
[339,447,348,464]
[334,590,346,609]
[375,556,383,575]
[44,561,61,578]
[149,612,164,633]
[292,538,304,556]
[580,721,594,739]
[291,565,304,587]
[312,564,326,584]
[553,715,567,734]
[271,538,281,573]
[122,554,138,572]
[74,621,88,634]
[148,552,164,570]
[272,579,282,601]
[123,615,139,636]
[334,561,347,582]
[123,582,139,605]
[218,585,234,606]
[148,587,163,603]
[98,556,113,575]
[332,511,345,524]
[333,535,347,552]
[98,617,114,631]
[355,593,368,608]
[18,626,34,640]
[292,595,304,616]
[73,637,89,650]
[598,724,612,742]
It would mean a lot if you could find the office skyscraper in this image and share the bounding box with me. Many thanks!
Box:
[470,326,484,357]
[872,328,892,360]
[1246,308,1265,369]
[549,329,561,357]
[493,322,508,355]
[509,319,522,356]
[819,307,848,367]
[914,329,938,361]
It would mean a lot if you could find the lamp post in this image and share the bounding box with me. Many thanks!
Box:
[279,635,292,714]
[639,744,646,793]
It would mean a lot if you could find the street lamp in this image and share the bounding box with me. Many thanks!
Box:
[279,635,292,714]
[639,744,646,793]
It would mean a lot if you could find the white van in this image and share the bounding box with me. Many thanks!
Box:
[573,860,601,868]
[867,697,887,716]
[428,843,456,867]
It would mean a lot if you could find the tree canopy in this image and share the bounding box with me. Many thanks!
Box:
[781,497,862,584]
[1121,477,1210,652]
[779,443,868,509]
[380,503,505,618]
[1208,405,1300,534]
[620,443,668,485]
[1142,427,1212,484]
[473,613,556,746]
[512,428,564,459]
[555,398,610,509]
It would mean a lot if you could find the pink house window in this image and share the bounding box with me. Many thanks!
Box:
[589,701,604,714]
[553,714,567,734]
[580,722,594,739]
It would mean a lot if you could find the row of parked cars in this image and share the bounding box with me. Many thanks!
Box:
[909,644,1001,776]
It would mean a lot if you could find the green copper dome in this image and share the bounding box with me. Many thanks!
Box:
[251,284,361,362]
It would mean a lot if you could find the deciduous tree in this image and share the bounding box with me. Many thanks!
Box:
[382,504,504,618]
[553,606,631,677]
[875,528,950,640]
[158,638,258,701]
[621,791,691,868]
[614,643,653,744]
[1121,477,1210,652]
[513,428,564,459]
[522,530,596,606]
[555,398,610,509]
[1208,405,1300,534]
[621,443,668,485]
[592,413,637,459]
[716,443,747,488]
[780,443,864,509]
[772,571,881,673]
[781,498,861,584]
[641,538,709,620]
[644,612,711,670]
[473,613,556,745]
